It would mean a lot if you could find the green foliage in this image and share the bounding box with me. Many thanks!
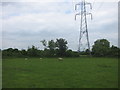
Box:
[21,49,27,56]
[40,38,68,57]
[91,39,120,57]
[2,48,22,58]
[27,45,38,57]
[80,49,91,56]
[92,39,110,57]
[56,38,68,57]
[40,39,47,49]
[48,40,56,50]
[43,48,50,57]
[109,45,120,57]
[48,40,56,57]
[66,50,79,57]
[2,38,120,58]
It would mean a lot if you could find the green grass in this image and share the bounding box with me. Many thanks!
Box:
[2,57,118,88]
[0,58,2,89]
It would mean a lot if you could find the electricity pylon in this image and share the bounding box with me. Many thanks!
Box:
[75,0,92,55]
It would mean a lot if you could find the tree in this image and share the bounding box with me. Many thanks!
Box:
[27,45,39,57]
[40,40,47,49]
[109,45,119,57]
[13,48,21,57]
[21,49,27,56]
[2,48,22,58]
[65,49,79,57]
[2,48,13,57]
[48,40,56,50]
[56,38,68,57]
[48,40,56,57]
[92,39,110,57]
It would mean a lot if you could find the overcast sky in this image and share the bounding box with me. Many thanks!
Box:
[0,0,118,51]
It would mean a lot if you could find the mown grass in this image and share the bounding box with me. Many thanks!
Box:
[2,57,118,88]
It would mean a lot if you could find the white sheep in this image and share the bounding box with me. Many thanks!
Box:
[58,57,63,61]
[39,58,43,60]
[25,58,28,60]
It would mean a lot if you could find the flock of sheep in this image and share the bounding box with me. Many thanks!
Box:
[24,57,63,61]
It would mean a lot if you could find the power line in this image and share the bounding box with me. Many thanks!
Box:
[92,0,96,8]
[94,1,117,16]
[97,1,104,11]
[93,1,104,16]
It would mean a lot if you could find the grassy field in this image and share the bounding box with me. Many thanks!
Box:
[2,57,118,88]
[0,58,2,89]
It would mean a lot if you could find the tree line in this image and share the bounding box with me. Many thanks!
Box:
[1,38,120,58]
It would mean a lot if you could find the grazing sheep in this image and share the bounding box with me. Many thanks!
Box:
[25,58,28,60]
[58,57,63,61]
[39,58,43,60]
[39,58,43,61]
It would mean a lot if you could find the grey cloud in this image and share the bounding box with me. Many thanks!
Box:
[2,1,118,50]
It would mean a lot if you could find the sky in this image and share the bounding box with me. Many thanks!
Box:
[0,0,119,51]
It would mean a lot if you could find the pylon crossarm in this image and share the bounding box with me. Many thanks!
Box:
[85,2,92,9]
[75,13,81,20]
[75,3,81,10]
[86,13,93,20]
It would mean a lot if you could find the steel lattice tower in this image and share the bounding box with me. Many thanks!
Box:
[75,0,92,55]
